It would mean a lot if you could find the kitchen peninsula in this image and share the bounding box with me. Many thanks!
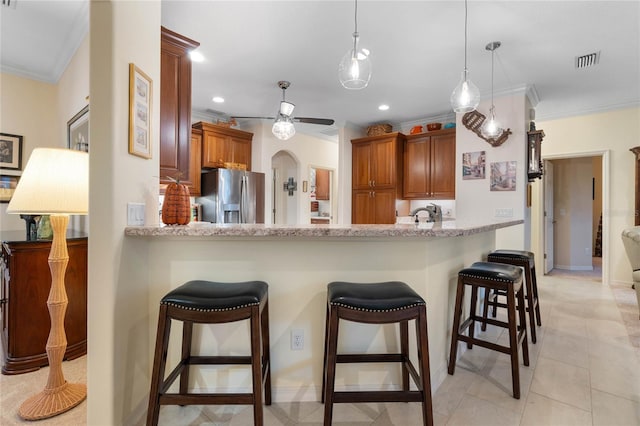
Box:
[126,218,521,401]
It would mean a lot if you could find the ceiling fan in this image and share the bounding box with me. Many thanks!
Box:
[233,81,335,140]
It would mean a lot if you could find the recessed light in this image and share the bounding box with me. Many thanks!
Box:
[212,96,225,103]
[378,104,389,111]
[189,50,205,62]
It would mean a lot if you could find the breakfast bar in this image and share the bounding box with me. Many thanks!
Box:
[125,218,522,403]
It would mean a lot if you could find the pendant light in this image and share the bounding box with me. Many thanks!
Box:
[272,81,296,140]
[450,0,480,113]
[480,41,503,139]
[338,0,371,90]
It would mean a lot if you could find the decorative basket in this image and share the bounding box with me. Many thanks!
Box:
[366,123,392,136]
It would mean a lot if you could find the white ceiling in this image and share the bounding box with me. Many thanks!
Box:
[2,1,639,134]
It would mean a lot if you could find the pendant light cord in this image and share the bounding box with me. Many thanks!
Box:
[491,48,495,110]
[352,0,359,52]
[464,0,468,72]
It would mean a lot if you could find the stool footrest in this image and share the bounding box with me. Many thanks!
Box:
[456,331,526,356]
[188,355,252,365]
[336,353,404,363]
[333,390,424,404]
[160,393,255,406]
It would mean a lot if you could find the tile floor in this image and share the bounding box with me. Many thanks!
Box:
[1,273,639,425]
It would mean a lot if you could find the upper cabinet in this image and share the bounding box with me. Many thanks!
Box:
[403,129,456,200]
[160,27,200,194]
[192,122,253,170]
[315,169,330,200]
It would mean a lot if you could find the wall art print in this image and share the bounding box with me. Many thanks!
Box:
[462,150,486,180]
[67,105,89,152]
[128,63,152,159]
[0,133,23,170]
[490,161,517,191]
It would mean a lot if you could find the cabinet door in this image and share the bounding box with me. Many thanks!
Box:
[403,136,430,198]
[371,138,397,188]
[352,190,375,224]
[352,143,372,189]
[160,27,199,193]
[231,137,252,171]
[202,132,229,168]
[373,189,397,224]
[430,132,456,199]
[315,169,330,200]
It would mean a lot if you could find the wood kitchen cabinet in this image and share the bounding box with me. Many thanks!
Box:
[193,121,253,171]
[351,133,404,224]
[1,232,87,375]
[315,168,330,200]
[403,129,456,199]
[160,26,200,195]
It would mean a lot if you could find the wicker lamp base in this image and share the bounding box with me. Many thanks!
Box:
[18,382,86,420]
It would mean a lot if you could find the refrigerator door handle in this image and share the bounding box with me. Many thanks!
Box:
[240,175,247,223]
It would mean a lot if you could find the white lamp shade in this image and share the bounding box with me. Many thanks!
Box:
[279,101,295,117]
[7,148,88,215]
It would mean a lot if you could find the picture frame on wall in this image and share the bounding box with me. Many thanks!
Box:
[0,175,20,203]
[490,161,517,191]
[67,105,89,152]
[0,133,23,170]
[128,63,152,159]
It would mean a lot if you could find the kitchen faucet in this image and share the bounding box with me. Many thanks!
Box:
[410,203,442,223]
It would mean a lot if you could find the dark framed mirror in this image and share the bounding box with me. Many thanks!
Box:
[527,129,545,181]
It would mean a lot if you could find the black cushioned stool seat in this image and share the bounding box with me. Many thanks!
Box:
[322,281,433,426]
[485,250,542,343]
[146,280,271,426]
[448,262,529,399]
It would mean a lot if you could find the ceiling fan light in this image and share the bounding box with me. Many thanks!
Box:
[272,114,296,140]
[451,70,480,113]
[279,101,295,117]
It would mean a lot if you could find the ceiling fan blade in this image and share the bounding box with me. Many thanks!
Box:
[232,116,275,120]
[294,117,335,125]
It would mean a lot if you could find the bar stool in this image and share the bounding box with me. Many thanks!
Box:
[146,280,271,426]
[322,281,433,426]
[448,262,529,399]
[484,250,542,343]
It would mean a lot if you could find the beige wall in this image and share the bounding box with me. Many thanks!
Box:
[531,107,640,284]
[0,73,58,231]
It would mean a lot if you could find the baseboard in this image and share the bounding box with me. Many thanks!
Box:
[554,264,594,271]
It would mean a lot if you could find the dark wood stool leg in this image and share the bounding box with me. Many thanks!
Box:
[481,288,490,332]
[250,305,264,426]
[179,321,193,394]
[416,309,434,426]
[531,265,542,326]
[523,264,538,344]
[506,285,521,399]
[517,286,530,367]
[448,276,465,375]
[321,302,330,404]
[323,307,340,426]
[468,284,479,349]
[261,299,272,405]
[400,320,410,392]
[147,305,171,426]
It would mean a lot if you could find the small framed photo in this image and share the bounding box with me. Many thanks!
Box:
[490,161,517,191]
[462,151,486,180]
[68,105,89,152]
[0,175,20,203]
[0,133,23,170]
[129,63,152,159]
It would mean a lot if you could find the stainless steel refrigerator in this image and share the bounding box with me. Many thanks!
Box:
[197,169,265,223]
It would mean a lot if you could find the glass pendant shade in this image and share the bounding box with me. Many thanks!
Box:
[272,114,296,140]
[450,70,480,113]
[480,108,503,138]
[339,35,371,90]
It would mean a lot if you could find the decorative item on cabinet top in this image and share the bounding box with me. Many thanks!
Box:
[367,123,392,136]
[462,110,512,147]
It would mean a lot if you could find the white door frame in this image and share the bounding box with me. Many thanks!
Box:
[534,150,610,285]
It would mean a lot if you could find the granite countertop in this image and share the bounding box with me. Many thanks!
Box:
[124,218,523,239]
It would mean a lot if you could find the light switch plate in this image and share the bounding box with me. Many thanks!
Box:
[127,203,145,226]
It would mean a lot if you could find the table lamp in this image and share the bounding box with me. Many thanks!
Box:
[6,147,88,420]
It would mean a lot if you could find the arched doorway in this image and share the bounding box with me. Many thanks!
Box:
[271,150,299,225]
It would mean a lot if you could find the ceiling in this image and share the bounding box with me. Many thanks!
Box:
[2,1,639,137]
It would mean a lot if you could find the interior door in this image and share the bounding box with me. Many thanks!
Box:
[544,160,555,273]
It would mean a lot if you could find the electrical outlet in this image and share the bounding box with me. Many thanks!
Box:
[291,329,304,350]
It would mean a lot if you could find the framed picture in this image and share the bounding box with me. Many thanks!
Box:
[128,63,152,159]
[462,150,486,180]
[0,175,20,203]
[0,133,23,170]
[490,161,517,191]
[67,105,89,152]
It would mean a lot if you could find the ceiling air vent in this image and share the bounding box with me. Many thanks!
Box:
[1,0,17,9]
[575,51,600,69]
